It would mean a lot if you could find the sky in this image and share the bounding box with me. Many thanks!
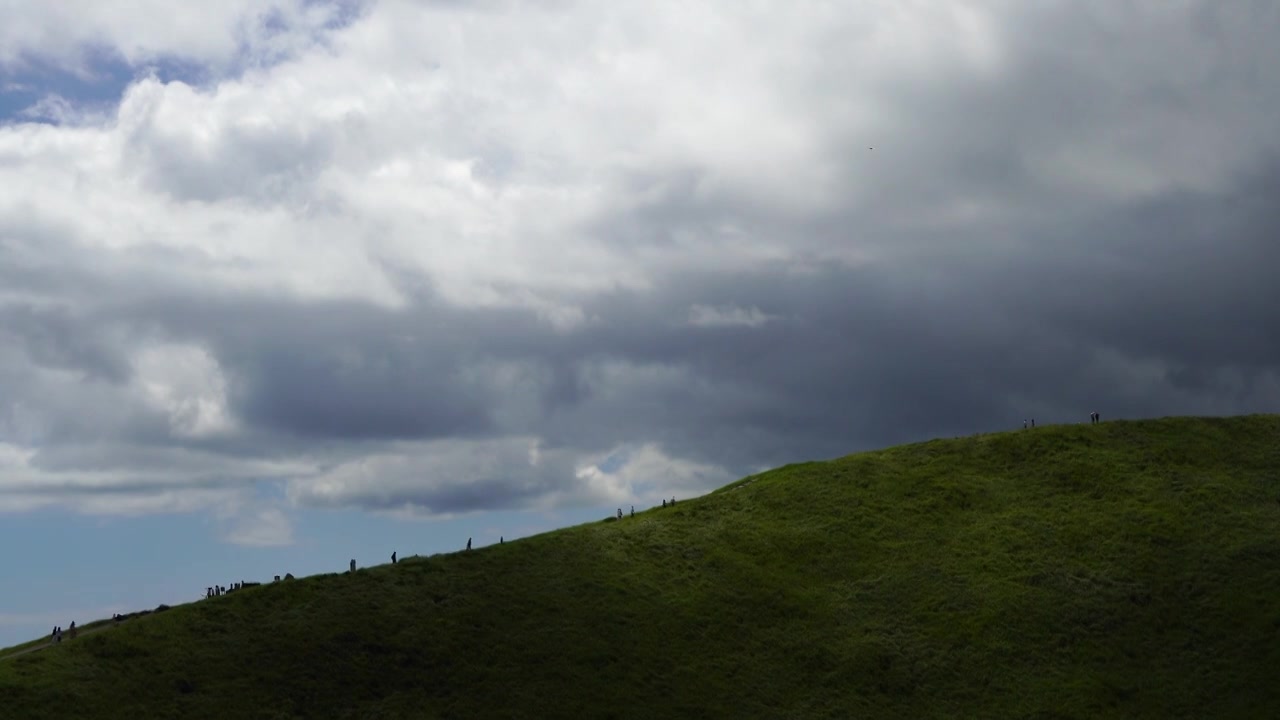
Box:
[1,0,1278,647]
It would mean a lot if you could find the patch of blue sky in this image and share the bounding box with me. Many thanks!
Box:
[309,0,373,32]
[0,48,134,124]
[0,48,222,126]
[0,501,624,650]
[231,0,372,77]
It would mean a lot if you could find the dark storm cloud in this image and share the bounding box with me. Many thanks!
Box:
[1018,167,1280,373]
[318,471,565,515]
[0,304,132,382]
[123,294,532,441]
[505,167,1280,473]
[135,149,1280,480]
[10,148,1280,511]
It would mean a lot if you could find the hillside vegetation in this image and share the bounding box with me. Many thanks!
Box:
[3,415,1279,719]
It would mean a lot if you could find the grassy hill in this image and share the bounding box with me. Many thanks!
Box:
[3,415,1279,719]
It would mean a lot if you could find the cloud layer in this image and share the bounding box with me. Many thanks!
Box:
[1,0,1278,527]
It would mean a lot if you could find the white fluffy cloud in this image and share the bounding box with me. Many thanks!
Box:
[219,503,295,547]
[574,443,734,505]
[286,436,616,515]
[133,344,235,439]
[2,1,1033,312]
[286,435,727,517]
[8,1,1274,311]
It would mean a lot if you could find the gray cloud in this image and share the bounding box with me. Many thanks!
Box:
[0,0,1277,522]
[0,304,132,382]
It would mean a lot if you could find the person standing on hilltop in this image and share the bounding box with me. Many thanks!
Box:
[466,537,472,551]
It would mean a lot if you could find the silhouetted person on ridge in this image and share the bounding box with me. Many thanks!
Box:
[392,551,397,564]
[500,536,504,544]
[466,537,472,551]
[630,505,635,518]
[1023,419,1028,429]
[1030,418,1035,428]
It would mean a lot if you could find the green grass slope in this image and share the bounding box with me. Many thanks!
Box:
[3,415,1279,719]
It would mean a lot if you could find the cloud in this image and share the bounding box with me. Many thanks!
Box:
[133,343,236,439]
[0,0,1277,530]
[286,436,583,515]
[18,94,78,124]
[575,443,734,506]
[219,503,295,547]
[688,304,774,328]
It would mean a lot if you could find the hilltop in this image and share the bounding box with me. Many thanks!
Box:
[3,415,1279,719]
